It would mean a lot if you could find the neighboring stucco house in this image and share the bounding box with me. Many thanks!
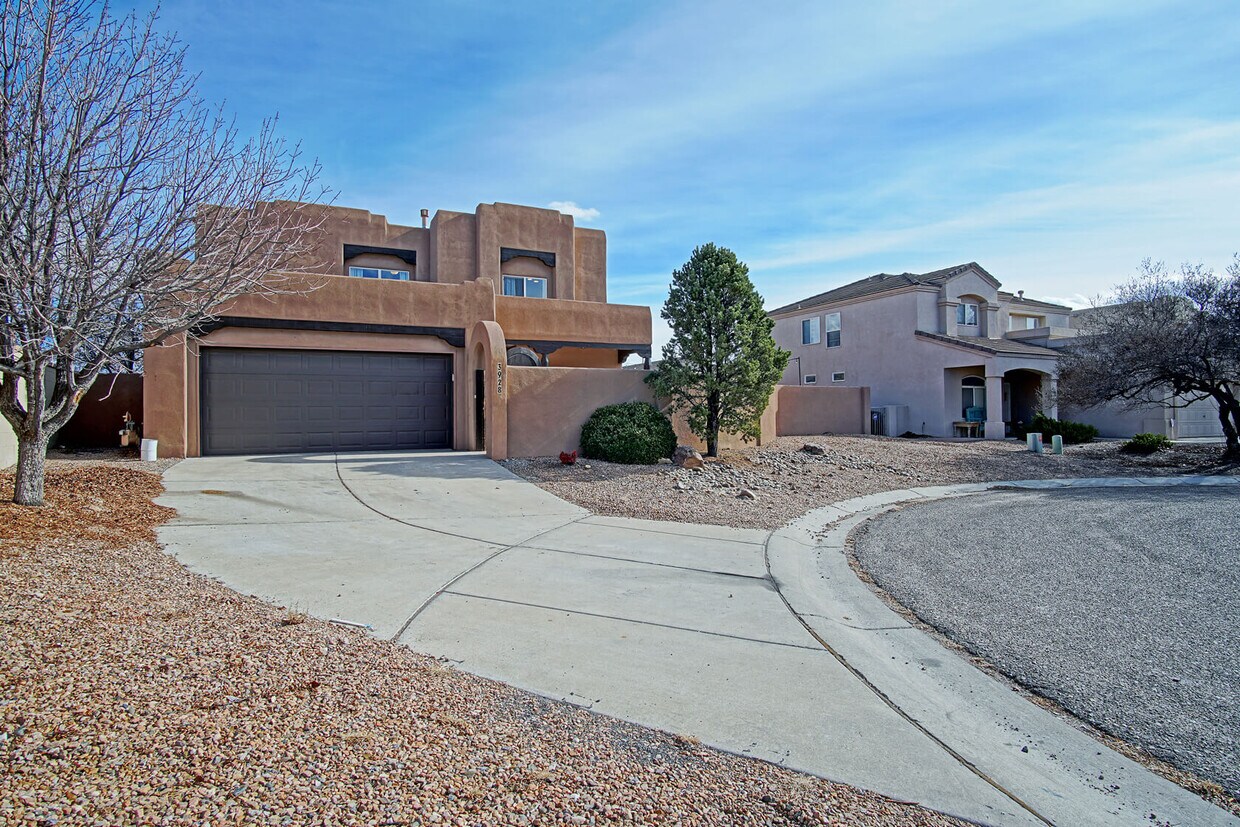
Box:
[143,201,652,458]
[769,263,1074,439]
[1058,309,1225,439]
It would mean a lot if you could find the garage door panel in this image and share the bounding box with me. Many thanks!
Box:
[201,348,452,455]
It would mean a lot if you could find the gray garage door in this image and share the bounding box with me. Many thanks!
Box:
[201,348,452,455]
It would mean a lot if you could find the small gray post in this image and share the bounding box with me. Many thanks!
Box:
[1051,434,1064,454]
[1027,432,1044,453]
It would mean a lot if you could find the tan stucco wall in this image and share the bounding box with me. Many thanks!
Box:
[219,273,497,330]
[276,201,610,303]
[288,202,429,275]
[573,228,607,303]
[547,348,622,368]
[428,210,477,285]
[475,203,579,300]
[143,334,188,457]
[504,368,871,459]
[506,366,655,458]
[774,385,871,437]
[496,295,651,346]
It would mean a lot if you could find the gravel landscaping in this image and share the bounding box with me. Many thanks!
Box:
[1,464,966,826]
[503,435,1236,530]
[852,487,1240,813]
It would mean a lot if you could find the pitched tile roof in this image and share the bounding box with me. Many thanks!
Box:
[996,292,1074,312]
[914,330,1058,358]
[768,262,997,316]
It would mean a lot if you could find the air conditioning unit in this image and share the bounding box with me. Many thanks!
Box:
[871,405,909,437]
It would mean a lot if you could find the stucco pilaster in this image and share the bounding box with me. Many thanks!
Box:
[984,373,1005,440]
[938,299,959,336]
[982,302,1001,338]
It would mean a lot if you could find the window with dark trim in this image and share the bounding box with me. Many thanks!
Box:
[349,266,409,281]
[502,275,547,298]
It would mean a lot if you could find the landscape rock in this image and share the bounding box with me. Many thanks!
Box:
[737,488,757,500]
[503,435,1234,532]
[673,445,705,469]
[800,443,826,455]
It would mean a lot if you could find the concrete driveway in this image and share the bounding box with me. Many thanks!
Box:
[158,454,1238,827]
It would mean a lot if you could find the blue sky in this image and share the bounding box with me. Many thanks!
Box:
[138,1,1239,354]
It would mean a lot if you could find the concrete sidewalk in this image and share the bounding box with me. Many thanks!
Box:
[158,454,1239,827]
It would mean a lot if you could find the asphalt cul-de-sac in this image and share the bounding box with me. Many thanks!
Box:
[853,486,1240,799]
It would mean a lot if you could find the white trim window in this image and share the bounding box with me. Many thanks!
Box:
[1010,314,1042,330]
[349,266,410,281]
[502,275,547,298]
[801,317,820,345]
[956,302,979,326]
[803,374,817,385]
[825,312,841,348]
[961,375,986,418]
[831,371,845,382]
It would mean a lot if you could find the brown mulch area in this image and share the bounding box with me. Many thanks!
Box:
[0,467,175,552]
[0,467,966,826]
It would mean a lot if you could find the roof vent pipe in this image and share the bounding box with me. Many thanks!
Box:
[1017,290,1024,300]
[421,208,429,228]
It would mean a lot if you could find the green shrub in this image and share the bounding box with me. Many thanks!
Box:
[580,401,677,465]
[1014,413,1098,445]
[1122,432,1173,454]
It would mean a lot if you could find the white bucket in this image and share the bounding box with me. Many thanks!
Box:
[140,438,158,462]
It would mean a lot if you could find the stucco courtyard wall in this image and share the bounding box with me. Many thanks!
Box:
[505,366,656,458]
[504,368,871,459]
[774,385,871,437]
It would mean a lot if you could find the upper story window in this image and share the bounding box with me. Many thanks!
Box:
[349,266,409,281]
[825,312,841,347]
[502,275,547,298]
[1010,314,1042,330]
[803,374,817,385]
[801,318,820,345]
[956,302,979,326]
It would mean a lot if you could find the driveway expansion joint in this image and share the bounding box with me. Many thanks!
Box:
[440,589,826,652]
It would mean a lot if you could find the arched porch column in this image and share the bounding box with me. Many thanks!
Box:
[984,372,1005,439]
[466,320,509,459]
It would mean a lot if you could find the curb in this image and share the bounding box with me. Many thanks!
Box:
[765,476,1240,827]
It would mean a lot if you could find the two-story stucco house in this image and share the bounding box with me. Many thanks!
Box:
[143,201,652,458]
[769,263,1076,439]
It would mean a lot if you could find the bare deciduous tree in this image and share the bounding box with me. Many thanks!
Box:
[1058,257,1240,457]
[0,0,327,505]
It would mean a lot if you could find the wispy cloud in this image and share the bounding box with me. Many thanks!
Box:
[155,0,1240,316]
[548,201,600,222]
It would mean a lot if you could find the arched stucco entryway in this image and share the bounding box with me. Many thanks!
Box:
[467,320,509,459]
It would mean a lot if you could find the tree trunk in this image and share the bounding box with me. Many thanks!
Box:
[705,394,720,458]
[13,430,51,506]
[1216,390,1240,457]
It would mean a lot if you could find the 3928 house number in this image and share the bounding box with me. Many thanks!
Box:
[496,362,504,394]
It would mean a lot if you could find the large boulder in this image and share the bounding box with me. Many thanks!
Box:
[673,445,705,469]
